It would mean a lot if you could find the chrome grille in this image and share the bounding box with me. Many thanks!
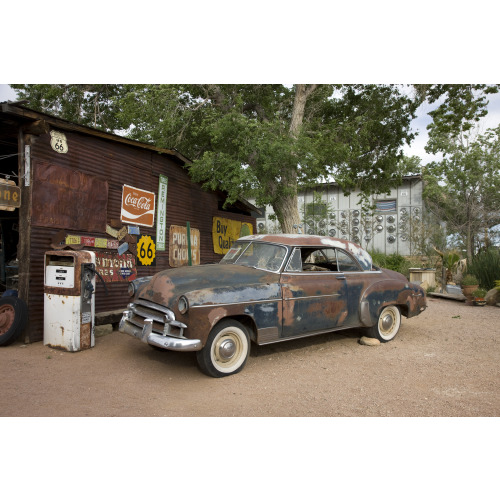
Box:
[127,299,186,338]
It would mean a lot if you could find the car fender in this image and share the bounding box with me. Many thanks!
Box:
[359,279,416,327]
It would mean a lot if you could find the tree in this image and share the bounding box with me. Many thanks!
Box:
[116,84,417,232]
[10,84,123,130]
[423,125,500,260]
[10,84,417,233]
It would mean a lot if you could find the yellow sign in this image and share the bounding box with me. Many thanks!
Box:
[212,217,253,255]
[0,179,21,211]
[137,235,156,266]
[95,238,108,249]
[65,235,81,246]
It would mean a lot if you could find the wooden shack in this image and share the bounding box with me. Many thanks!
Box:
[0,102,257,342]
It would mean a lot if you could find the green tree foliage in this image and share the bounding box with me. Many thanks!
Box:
[9,84,417,233]
[423,124,500,260]
[10,84,123,131]
[414,84,499,153]
[413,84,500,261]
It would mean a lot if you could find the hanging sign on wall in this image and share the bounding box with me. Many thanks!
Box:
[50,130,68,154]
[169,225,200,267]
[0,179,21,211]
[212,217,253,254]
[121,184,156,227]
[156,175,168,251]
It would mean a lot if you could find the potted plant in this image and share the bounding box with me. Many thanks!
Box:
[472,288,487,306]
[461,274,479,304]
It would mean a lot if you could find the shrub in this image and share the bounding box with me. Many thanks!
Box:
[466,248,500,291]
[369,251,416,278]
[384,253,407,272]
[370,250,386,268]
[461,274,479,286]
[472,288,487,298]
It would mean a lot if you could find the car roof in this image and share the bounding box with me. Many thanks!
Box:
[238,234,373,270]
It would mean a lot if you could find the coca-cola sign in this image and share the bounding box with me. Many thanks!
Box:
[121,184,156,227]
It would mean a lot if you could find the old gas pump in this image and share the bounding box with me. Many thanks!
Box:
[44,250,96,351]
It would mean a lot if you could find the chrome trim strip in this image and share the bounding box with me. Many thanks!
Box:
[283,293,341,301]
[190,298,281,308]
[257,324,358,345]
[282,271,345,276]
[282,270,382,276]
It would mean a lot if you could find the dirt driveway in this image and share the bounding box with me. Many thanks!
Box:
[1,297,499,417]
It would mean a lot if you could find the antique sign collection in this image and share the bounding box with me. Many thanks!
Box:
[34,134,254,280]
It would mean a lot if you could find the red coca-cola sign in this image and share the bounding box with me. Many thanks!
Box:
[121,184,156,227]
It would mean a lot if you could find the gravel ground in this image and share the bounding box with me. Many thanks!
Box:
[1,297,499,417]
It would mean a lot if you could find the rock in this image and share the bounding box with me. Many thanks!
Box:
[95,324,113,337]
[485,288,500,306]
[359,336,381,346]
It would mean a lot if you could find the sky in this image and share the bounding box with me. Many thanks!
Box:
[2,83,500,166]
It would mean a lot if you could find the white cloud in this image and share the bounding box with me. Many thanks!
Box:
[0,84,17,102]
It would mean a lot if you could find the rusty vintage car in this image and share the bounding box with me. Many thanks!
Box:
[119,234,426,377]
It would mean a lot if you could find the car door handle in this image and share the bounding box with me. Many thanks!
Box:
[336,276,346,280]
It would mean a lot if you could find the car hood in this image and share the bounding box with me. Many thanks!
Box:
[137,263,280,308]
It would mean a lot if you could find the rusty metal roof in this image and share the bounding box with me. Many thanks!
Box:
[0,102,191,164]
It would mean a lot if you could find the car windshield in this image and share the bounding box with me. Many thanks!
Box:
[220,241,287,272]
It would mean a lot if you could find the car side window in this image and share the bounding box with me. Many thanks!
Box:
[285,248,303,272]
[337,249,361,272]
[302,248,339,272]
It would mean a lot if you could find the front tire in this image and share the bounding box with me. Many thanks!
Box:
[366,305,401,342]
[196,320,250,378]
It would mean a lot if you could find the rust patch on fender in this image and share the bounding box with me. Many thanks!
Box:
[207,307,229,328]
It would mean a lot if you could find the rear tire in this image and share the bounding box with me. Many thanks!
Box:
[366,305,401,343]
[0,296,28,346]
[196,320,250,378]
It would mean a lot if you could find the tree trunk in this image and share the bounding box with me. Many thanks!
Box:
[273,192,301,234]
[290,84,317,138]
[271,84,318,234]
[466,220,473,262]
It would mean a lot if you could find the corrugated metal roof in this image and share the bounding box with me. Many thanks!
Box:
[0,102,191,164]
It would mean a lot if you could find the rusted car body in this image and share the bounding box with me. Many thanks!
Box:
[119,234,426,377]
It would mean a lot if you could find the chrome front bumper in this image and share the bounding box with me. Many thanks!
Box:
[119,309,202,352]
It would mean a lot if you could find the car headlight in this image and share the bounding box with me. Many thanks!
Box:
[177,295,189,314]
[128,282,136,297]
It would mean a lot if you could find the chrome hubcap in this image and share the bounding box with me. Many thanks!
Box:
[381,313,394,331]
[218,338,236,360]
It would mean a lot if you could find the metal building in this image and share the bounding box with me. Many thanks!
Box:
[0,102,257,343]
[252,176,424,256]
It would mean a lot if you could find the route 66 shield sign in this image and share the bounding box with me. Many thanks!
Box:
[50,130,68,154]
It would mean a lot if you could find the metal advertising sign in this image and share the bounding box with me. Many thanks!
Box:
[137,235,156,266]
[0,179,21,211]
[156,175,168,251]
[212,217,253,254]
[169,225,200,267]
[50,130,68,154]
[94,252,137,282]
[121,184,156,227]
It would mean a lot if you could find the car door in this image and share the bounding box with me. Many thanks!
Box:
[335,248,371,327]
[280,247,349,338]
